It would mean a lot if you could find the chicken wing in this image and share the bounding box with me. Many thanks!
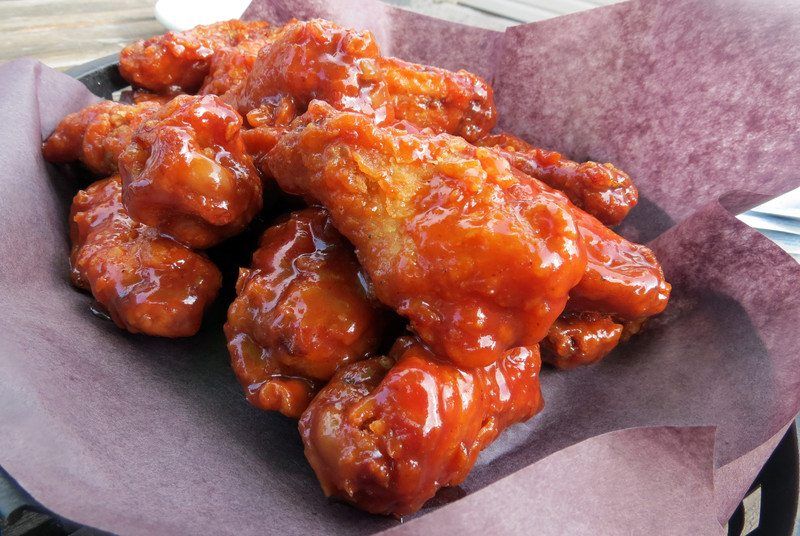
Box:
[199,36,274,98]
[231,19,496,141]
[267,103,587,368]
[70,176,221,337]
[118,94,263,249]
[224,208,386,418]
[477,133,638,226]
[568,206,670,321]
[495,151,669,368]
[541,312,623,369]
[42,100,160,175]
[300,336,544,516]
[119,19,274,93]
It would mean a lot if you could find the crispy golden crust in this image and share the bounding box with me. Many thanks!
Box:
[267,103,587,368]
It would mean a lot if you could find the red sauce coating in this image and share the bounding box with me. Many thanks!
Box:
[541,312,623,369]
[568,206,671,321]
[300,336,544,516]
[224,208,385,418]
[477,133,638,226]
[118,94,263,249]
[231,19,496,141]
[267,103,586,368]
[42,100,160,175]
[199,36,274,98]
[480,143,670,323]
[119,19,274,93]
[380,57,496,143]
[70,176,221,337]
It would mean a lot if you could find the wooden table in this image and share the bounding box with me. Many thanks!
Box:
[0,0,162,70]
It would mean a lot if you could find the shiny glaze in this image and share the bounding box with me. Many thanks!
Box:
[478,133,638,226]
[300,336,544,516]
[70,176,222,337]
[119,19,274,93]
[485,144,670,323]
[567,206,671,321]
[541,312,623,369]
[231,19,496,141]
[42,100,160,175]
[231,19,389,122]
[199,36,274,98]
[118,94,263,249]
[224,208,385,418]
[268,103,587,368]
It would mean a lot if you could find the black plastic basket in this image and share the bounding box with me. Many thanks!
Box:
[0,55,797,536]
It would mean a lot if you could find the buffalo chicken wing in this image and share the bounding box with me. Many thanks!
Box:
[224,208,386,418]
[118,94,263,249]
[268,103,587,368]
[70,176,221,337]
[300,336,544,516]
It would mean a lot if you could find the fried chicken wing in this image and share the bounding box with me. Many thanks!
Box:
[119,19,273,93]
[477,133,638,226]
[70,176,221,337]
[380,57,496,143]
[199,36,274,98]
[300,336,544,516]
[568,206,671,321]
[118,94,263,249]
[541,312,623,369]
[491,152,669,368]
[268,103,587,368]
[232,19,496,141]
[224,208,386,418]
[42,100,160,175]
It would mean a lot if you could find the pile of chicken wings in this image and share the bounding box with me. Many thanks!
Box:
[43,19,670,517]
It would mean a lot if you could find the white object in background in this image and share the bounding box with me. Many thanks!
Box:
[155,0,251,31]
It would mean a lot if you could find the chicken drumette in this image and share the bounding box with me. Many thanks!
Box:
[300,336,544,516]
[225,208,386,418]
[42,100,160,175]
[232,19,496,154]
[477,133,638,226]
[118,94,263,249]
[70,176,221,337]
[119,19,274,93]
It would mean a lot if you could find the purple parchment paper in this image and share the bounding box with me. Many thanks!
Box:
[0,0,799,533]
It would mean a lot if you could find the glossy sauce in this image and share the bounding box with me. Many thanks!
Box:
[231,19,496,141]
[268,103,587,368]
[42,100,160,175]
[567,206,671,321]
[541,312,623,369]
[199,36,275,98]
[119,19,274,92]
[70,176,221,337]
[477,133,638,226]
[118,94,263,249]
[224,208,385,418]
[300,336,544,516]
